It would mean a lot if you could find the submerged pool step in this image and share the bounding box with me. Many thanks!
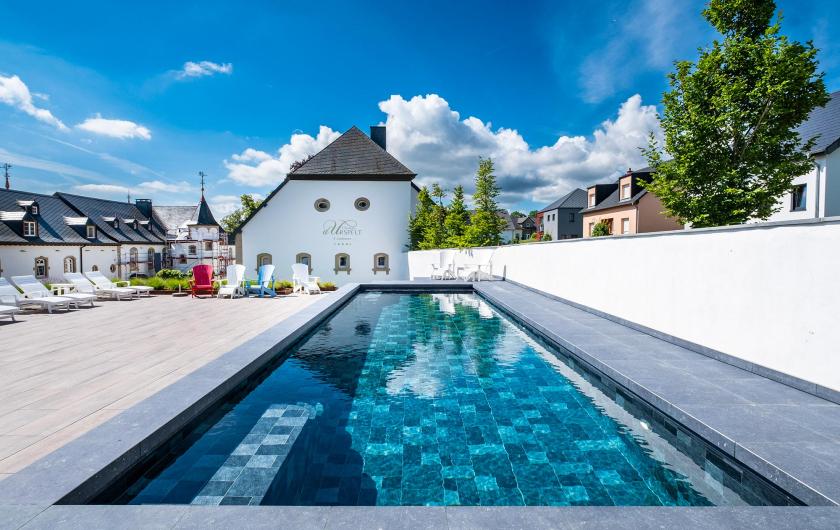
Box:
[190,403,315,506]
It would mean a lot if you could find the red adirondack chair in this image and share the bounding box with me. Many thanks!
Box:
[189,264,215,298]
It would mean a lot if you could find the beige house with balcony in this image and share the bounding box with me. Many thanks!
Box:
[580,168,682,237]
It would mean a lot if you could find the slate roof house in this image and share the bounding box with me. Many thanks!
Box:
[153,194,232,273]
[580,168,681,237]
[538,188,587,239]
[497,212,536,242]
[767,90,840,221]
[0,189,118,282]
[235,126,419,284]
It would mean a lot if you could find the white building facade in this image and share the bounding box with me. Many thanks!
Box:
[237,126,418,285]
[154,197,232,273]
[766,90,840,222]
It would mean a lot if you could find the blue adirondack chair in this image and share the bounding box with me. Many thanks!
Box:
[246,264,276,298]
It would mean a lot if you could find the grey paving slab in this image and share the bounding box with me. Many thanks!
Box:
[326,506,447,529]
[20,505,187,529]
[173,506,328,529]
[0,505,47,530]
[474,281,840,506]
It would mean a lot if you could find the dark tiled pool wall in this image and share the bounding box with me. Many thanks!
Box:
[481,298,803,507]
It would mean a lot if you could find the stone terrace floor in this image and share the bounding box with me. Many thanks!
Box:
[0,292,323,480]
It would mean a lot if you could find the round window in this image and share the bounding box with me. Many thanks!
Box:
[314,198,330,212]
[354,197,370,211]
[109,264,117,273]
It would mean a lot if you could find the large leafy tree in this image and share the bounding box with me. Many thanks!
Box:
[444,185,470,247]
[408,186,435,250]
[220,194,263,233]
[643,0,829,227]
[465,157,506,246]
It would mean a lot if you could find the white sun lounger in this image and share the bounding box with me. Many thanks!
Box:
[218,264,246,299]
[292,263,321,294]
[84,271,149,298]
[65,272,135,300]
[11,275,96,309]
[0,304,20,322]
[0,277,73,314]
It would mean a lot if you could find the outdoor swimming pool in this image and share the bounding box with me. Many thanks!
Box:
[101,291,797,506]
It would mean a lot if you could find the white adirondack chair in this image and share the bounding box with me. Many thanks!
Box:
[64,272,134,300]
[217,264,246,299]
[0,277,72,314]
[11,275,96,308]
[291,263,321,294]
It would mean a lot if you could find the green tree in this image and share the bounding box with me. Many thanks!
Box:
[591,221,611,237]
[643,0,829,227]
[408,186,435,250]
[528,210,538,218]
[465,157,506,246]
[421,183,448,249]
[444,185,470,247]
[220,194,263,233]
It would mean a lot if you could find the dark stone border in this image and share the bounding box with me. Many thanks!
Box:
[502,278,840,405]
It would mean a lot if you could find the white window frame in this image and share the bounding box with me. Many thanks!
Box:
[621,218,630,234]
[86,225,96,238]
[23,221,36,237]
[589,195,596,207]
[622,183,631,200]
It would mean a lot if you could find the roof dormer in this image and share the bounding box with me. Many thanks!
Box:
[16,199,39,215]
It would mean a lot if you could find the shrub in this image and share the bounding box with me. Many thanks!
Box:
[541,233,552,241]
[591,221,611,237]
[156,269,189,280]
[318,281,336,290]
[274,280,293,289]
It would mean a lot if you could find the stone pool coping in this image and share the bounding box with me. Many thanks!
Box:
[0,279,837,528]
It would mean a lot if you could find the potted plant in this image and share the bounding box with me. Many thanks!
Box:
[275,280,294,295]
[318,281,337,292]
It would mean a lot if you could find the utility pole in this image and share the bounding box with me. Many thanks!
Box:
[2,163,11,190]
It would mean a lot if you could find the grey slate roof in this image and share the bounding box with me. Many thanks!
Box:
[798,90,840,155]
[290,126,415,178]
[153,206,197,230]
[192,196,219,226]
[56,192,166,244]
[0,189,114,245]
[538,188,587,213]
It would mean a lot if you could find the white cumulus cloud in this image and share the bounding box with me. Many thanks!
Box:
[0,74,67,129]
[224,93,661,207]
[224,126,341,187]
[75,114,152,140]
[209,193,263,219]
[177,61,233,79]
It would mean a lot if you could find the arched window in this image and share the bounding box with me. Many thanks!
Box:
[372,253,390,275]
[63,256,76,274]
[333,253,350,274]
[34,256,48,278]
[129,247,139,272]
[91,264,100,272]
[257,253,272,267]
[295,252,312,274]
[188,245,197,256]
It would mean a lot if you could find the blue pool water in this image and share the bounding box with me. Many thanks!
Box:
[107,292,789,506]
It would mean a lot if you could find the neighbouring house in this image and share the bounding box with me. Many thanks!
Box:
[235,126,419,285]
[538,188,587,239]
[56,193,167,278]
[580,168,682,237]
[0,188,118,282]
[497,211,536,242]
[153,193,232,273]
[766,90,840,222]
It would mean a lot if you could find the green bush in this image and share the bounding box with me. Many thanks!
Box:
[591,221,611,237]
[274,280,293,289]
[318,281,336,290]
[156,269,189,280]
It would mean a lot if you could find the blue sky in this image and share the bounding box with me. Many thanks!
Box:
[1,0,838,216]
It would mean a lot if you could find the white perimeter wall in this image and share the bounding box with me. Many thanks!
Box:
[408,218,840,392]
[241,180,414,285]
[0,245,119,283]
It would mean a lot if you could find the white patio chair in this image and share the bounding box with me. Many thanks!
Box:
[85,271,148,298]
[0,304,20,322]
[291,263,321,294]
[218,264,246,299]
[68,272,134,300]
[11,275,96,308]
[0,277,72,314]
